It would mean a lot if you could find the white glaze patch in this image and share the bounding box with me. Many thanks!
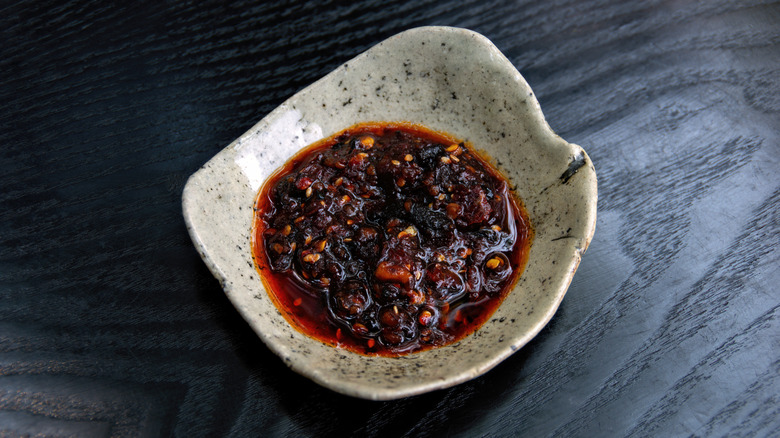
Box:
[234,109,323,191]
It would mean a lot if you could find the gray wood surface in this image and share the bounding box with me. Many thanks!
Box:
[1,0,778,436]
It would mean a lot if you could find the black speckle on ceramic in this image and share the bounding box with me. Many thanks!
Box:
[182,26,597,400]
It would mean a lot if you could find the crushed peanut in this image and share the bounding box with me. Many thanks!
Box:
[458,247,473,258]
[398,226,417,238]
[486,257,502,269]
[419,310,433,326]
[303,253,321,263]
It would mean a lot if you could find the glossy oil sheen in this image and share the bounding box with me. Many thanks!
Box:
[252,122,532,356]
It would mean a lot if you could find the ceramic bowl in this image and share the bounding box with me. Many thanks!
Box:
[182,26,597,400]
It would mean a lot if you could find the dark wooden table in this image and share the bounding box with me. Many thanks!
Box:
[2,0,778,436]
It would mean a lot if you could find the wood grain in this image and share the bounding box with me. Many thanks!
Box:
[1,0,778,436]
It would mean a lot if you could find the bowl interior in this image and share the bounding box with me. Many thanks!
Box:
[182,26,596,400]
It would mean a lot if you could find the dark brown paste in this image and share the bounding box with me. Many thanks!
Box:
[252,122,531,356]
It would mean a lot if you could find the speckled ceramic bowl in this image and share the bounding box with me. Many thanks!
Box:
[182,26,596,400]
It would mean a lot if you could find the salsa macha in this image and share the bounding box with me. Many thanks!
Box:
[252,122,531,356]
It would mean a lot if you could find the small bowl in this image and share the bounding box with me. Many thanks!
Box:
[182,26,597,400]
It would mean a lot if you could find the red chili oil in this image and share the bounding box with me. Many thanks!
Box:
[251,122,532,356]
